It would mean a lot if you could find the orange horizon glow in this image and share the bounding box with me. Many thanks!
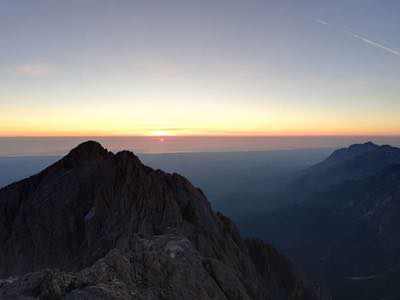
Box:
[1,129,399,138]
[1,105,399,138]
[2,1,400,147]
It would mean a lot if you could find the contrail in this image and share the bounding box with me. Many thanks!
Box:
[347,31,400,56]
[315,19,400,57]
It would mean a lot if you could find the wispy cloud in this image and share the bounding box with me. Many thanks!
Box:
[316,19,329,26]
[15,64,51,77]
[316,19,400,58]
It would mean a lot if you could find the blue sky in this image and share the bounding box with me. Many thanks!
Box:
[1,0,399,136]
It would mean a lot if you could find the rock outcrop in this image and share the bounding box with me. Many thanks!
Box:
[0,141,319,299]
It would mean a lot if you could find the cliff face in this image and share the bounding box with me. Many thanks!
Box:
[0,141,319,300]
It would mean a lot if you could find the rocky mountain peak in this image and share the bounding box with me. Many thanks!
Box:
[328,141,379,162]
[114,149,142,165]
[0,141,321,299]
[348,141,378,151]
[297,142,400,193]
[64,140,112,163]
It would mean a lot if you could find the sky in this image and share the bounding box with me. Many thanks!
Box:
[1,0,399,137]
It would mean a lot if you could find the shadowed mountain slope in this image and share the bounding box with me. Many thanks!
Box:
[242,142,400,300]
[0,141,320,300]
[298,142,400,192]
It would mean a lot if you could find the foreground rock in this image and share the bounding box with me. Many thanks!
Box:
[0,141,320,299]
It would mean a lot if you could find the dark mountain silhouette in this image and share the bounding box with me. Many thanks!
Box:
[297,142,400,192]
[242,142,400,300]
[0,141,320,300]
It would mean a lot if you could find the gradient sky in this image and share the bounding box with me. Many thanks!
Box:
[1,0,399,136]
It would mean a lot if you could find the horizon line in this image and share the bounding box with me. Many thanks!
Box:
[1,134,400,138]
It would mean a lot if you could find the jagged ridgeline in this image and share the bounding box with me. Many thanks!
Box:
[0,141,320,299]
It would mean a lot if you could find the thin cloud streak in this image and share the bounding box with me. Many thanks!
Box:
[347,32,400,57]
[316,19,400,57]
[15,64,51,77]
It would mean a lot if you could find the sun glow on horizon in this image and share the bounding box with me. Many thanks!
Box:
[149,130,174,137]
[1,1,400,140]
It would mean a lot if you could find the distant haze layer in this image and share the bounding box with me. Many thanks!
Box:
[1,136,400,156]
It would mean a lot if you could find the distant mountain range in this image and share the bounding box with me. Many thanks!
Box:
[0,141,321,300]
[241,142,400,300]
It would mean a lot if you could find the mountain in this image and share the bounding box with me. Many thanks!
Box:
[0,141,320,300]
[240,142,400,300]
[297,142,400,192]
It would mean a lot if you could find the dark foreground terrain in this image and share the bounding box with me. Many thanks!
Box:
[0,141,321,300]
